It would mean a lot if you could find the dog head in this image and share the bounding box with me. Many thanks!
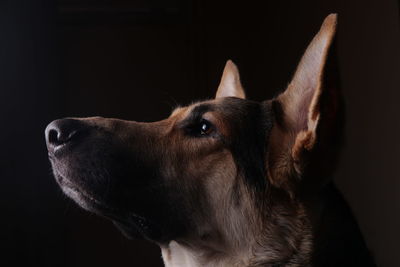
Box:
[45,15,340,255]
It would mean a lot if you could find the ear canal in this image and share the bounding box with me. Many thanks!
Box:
[215,60,246,99]
[278,14,337,157]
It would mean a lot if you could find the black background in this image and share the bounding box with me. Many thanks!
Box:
[1,0,399,266]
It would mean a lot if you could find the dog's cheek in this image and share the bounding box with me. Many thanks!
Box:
[185,151,238,228]
[203,152,237,200]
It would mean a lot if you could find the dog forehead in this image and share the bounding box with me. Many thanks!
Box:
[170,100,213,116]
[170,97,253,120]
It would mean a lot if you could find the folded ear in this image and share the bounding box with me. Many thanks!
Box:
[215,60,246,99]
[268,14,339,186]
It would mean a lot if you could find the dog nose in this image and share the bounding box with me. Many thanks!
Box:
[45,119,83,153]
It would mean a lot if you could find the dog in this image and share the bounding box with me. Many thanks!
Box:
[45,14,376,266]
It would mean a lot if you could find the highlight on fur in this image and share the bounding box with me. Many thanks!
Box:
[45,14,376,267]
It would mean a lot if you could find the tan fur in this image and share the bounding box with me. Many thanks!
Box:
[161,15,337,264]
[216,60,246,99]
[269,14,337,187]
[47,14,375,267]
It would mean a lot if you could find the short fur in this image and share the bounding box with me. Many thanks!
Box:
[45,14,376,266]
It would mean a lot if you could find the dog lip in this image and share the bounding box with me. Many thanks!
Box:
[53,172,158,240]
[61,180,100,206]
[54,171,123,216]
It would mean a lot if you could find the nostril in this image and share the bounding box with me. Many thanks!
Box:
[45,119,86,152]
[49,128,77,146]
[48,129,61,145]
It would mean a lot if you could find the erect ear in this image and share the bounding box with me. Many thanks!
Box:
[215,60,246,99]
[269,14,339,184]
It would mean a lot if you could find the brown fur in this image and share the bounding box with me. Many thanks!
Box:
[45,14,375,266]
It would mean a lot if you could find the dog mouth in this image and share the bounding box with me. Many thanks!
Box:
[52,169,159,240]
[54,170,116,214]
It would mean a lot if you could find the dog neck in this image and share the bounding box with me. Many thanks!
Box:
[160,198,312,267]
[161,240,254,267]
[160,214,258,266]
[160,230,311,267]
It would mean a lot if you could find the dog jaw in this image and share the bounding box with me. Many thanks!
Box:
[45,13,375,267]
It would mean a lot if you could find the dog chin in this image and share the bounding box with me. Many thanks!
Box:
[51,169,111,214]
[53,172,161,241]
[56,174,106,214]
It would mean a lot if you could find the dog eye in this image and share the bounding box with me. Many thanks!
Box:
[186,119,214,137]
[184,119,215,137]
[199,120,213,136]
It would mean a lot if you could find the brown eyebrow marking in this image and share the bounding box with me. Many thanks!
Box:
[184,104,214,123]
[170,102,214,124]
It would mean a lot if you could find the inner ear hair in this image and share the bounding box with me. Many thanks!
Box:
[280,14,336,153]
[268,14,338,188]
